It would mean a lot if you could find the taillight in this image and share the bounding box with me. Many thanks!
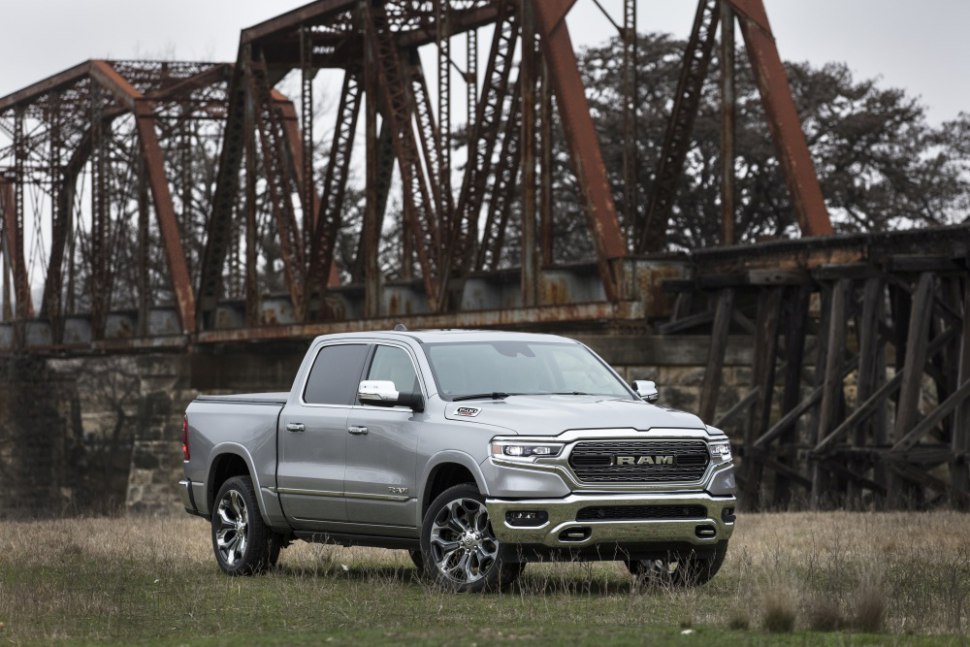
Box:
[182,416,190,461]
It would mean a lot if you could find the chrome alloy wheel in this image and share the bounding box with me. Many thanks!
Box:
[429,497,498,585]
[215,489,249,566]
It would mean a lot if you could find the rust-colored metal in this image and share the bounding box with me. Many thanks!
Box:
[365,1,441,307]
[520,0,539,306]
[1,176,31,323]
[622,0,638,243]
[532,0,626,301]
[307,68,362,312]
[539,61,553,268]
[446,2,520,304]
[720,1,736,246]
[250,59,306,315]
[640,0,719,253]
[90,60,197,333]
[727,0,832,237]
[363,12,381,320]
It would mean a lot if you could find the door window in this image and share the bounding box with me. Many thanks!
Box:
[303,344,369,405]
[365,345,420,395]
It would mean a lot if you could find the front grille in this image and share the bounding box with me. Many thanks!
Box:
[576,504,707,521]
[568,440,709,483]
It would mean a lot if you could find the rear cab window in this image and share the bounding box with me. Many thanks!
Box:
[303,344,370,405]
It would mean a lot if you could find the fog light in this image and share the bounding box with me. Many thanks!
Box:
[722,507,736,523]
[506,510,548,527]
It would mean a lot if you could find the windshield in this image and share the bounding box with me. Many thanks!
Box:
[424,341,634,401]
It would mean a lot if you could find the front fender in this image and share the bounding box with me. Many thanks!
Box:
[417,450,490,525]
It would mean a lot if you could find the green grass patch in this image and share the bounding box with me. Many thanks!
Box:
[0,513,968,645]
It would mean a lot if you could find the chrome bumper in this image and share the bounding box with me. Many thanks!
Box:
[486,492,735,549]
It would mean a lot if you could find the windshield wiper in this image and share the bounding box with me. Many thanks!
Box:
[452,392,512,401]
[549,391,591,396]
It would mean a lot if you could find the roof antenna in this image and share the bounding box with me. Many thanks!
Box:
[393,323,408,332]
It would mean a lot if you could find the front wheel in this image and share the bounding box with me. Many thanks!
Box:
[626,541,728,587]
[420,483,522,592]
[211,475,280,576]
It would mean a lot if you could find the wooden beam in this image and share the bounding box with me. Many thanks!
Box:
[753,356,859,448]
[812,278,850,508]
[889,272,936,506]
[850,276,885,505]
[952,271,970,506]
[893,379,970,452]
[774,284,811,507]
[742,287,782,506]
[699,288,735,422]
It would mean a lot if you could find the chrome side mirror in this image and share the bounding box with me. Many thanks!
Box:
[359,380,425,412]
[633,380,659,403]
[359,380,400,403]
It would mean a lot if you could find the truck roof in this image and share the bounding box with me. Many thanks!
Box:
[310,329,580,345]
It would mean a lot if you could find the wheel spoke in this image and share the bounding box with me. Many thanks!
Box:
[430,536,460,552]
[217,506,234,528]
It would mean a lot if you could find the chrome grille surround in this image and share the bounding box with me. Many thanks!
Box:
[568,439,710,484]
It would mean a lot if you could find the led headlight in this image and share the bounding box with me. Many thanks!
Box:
[490,439,564,461]
[708,440,733,462]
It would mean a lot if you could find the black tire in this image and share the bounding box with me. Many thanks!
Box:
[419,483,522,592]
[626,541,728,587]
[408,549,424,572]
[211,475,280,576]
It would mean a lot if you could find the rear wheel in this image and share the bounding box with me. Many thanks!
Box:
[420,483,522,592]
[626,542,728,587]
[211,476,280,576]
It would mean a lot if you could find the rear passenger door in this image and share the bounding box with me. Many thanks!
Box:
[277,342,369,527]
[343,343,424,534]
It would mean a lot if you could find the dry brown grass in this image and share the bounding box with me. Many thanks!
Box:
[0,511,968,644]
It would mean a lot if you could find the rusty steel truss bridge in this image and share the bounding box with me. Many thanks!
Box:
[0,0,967,509]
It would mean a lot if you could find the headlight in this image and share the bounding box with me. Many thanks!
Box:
[490,439,564,461]
[708,440,733,462]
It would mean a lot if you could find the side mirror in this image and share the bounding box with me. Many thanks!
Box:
[632,380,659,403]
[358,380,425,413]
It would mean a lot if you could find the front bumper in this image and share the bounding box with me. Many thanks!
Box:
[486,492,735,549]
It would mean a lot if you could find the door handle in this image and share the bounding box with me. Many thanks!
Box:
[286,422,306,433]
[347,425,369,435]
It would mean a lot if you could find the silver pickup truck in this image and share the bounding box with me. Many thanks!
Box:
[180,330,736,591]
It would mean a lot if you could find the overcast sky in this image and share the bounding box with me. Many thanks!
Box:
[1,0,968,123]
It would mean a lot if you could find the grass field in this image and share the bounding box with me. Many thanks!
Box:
[1,512,969,645]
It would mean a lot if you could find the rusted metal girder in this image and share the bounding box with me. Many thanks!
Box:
[640,0,719,253]
[2,139,32,323]
[720,1,736,246]
[365,1,441,307]
[306,68,362,315]
[0,179,28,321]
[532,0,626,301]
[407,49,451,230]
[622,0,638,244]
[476,81,521,272]
[451,3,518,269]
[198,59,247,326]
[89,60,197,334]
[249,57,306,316]
[520,0,539,306]
[727,0,832,237]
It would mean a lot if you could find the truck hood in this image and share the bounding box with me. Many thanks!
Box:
[443,395,707,436]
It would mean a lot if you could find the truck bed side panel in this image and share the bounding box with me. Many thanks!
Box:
[184,397,285,526]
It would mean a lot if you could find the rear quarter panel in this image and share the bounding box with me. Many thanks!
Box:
[184,399,283,522]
